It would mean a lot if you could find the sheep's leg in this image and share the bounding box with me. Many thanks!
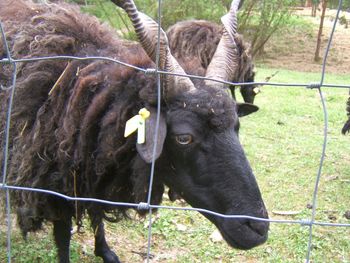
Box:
[230,86,237,101]
[53,219,72,263]
[88,209,120,263]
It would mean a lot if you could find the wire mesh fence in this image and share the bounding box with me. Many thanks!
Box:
[1,0,350,262]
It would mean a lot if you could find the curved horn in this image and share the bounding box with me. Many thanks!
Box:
[113,0,196,98]
[205,0,241,89]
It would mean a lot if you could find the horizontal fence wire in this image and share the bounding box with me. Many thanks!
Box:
[1,183,350,228]
[0,0,349,262]
[2,56,350,89]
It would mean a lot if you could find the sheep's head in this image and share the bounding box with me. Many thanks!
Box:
[114,0,268,249]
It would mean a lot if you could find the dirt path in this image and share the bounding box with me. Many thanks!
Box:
[260,7,350,74]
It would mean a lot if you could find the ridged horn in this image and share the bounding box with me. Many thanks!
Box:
[112,0,196,98]
[205,0,241,89]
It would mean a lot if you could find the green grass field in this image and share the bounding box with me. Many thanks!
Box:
[1,67,349,262]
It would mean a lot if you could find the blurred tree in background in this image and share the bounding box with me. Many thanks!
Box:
[238,0,299,56]
[65,0,348,57]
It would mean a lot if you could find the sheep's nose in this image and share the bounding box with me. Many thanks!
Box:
[247,220,269,236]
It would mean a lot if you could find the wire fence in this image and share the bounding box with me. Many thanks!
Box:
[1,0,350,262]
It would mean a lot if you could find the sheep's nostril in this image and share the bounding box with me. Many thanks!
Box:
[259,201,269,219]
[247,220,269,236]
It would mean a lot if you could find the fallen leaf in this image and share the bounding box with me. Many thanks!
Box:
[210,229,223,243]
[176,223,187,232]
[325,175,338,181]
[272,210,302,216]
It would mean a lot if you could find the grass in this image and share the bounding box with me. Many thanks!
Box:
[0,224,96,262]
[1,68,349,262]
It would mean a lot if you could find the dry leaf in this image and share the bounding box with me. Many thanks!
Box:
[176,223,187,232]
[325,175,338,181]
[210,229,223,242]
[272,210,302,216]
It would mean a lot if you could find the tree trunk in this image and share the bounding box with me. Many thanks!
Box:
[314,0,327,62]
[312,4,317,16]
[305,0,312,7]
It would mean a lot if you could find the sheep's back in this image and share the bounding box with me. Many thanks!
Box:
[0,0,157,219]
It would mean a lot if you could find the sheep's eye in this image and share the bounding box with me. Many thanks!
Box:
[175,134,193,145]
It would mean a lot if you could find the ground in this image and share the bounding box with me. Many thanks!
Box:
[260,7,350,74]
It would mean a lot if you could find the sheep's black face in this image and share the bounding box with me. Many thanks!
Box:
[161,94,269,250]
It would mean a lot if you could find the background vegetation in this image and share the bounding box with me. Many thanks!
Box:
[72,0,349,58]
[69,0,301,56]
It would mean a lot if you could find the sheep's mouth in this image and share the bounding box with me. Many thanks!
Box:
[214,217,269,249]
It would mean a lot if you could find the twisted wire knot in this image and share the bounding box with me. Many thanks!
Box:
[300,219,312,226]
[307,82,322,89]
[144,68,157,75]
[137,202,150,210]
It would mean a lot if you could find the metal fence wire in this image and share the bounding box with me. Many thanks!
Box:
[1,0,350,262]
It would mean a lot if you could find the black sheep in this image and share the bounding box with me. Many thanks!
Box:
[0,0,269,262]
[342,92,350,134]
[167,19,260,104]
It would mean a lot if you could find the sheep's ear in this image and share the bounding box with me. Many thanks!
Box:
[136,108,167,163]
[237,102,259,117]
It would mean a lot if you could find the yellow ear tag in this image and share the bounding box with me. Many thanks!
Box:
[124,108,151,144]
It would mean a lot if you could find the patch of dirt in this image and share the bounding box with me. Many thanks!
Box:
[259,7,350,74]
